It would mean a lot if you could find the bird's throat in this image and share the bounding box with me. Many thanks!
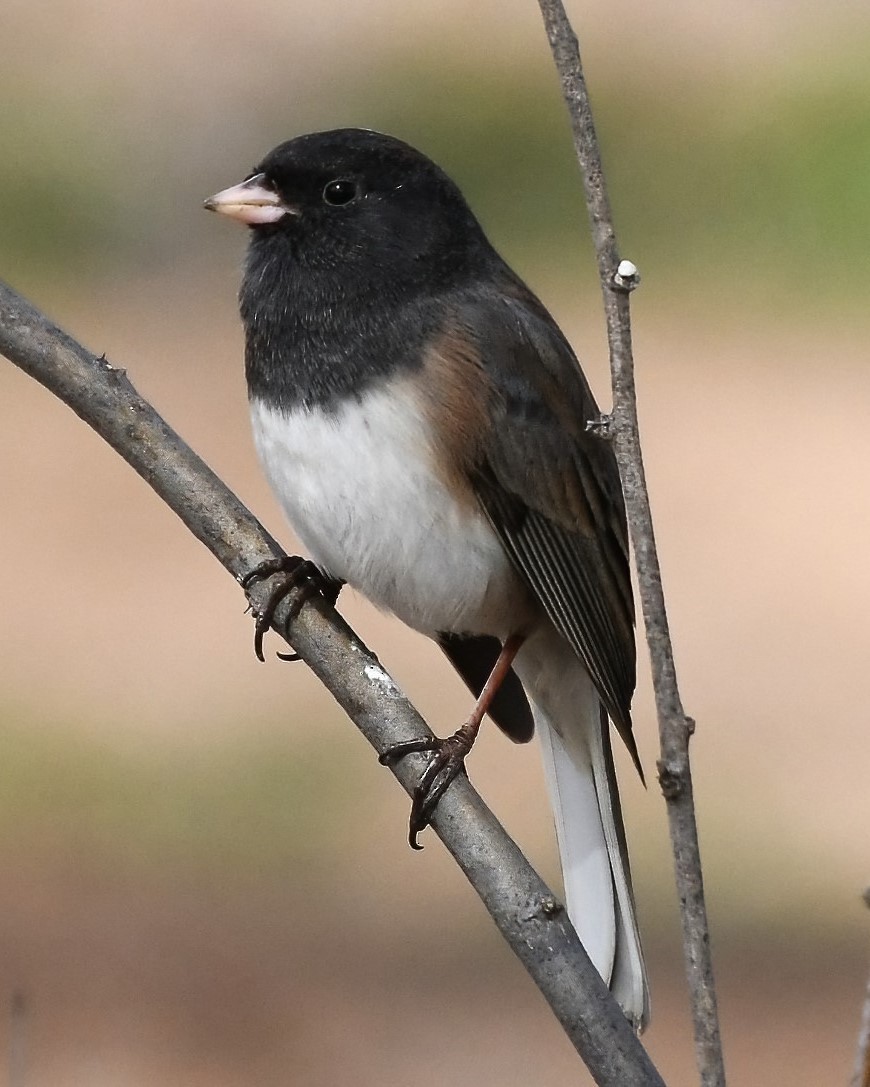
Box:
[241,237,431,413]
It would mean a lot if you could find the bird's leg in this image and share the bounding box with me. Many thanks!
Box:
[380,633,525,849]
[241,556,343,662]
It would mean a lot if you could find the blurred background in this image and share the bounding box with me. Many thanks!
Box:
[1,0,869,1083]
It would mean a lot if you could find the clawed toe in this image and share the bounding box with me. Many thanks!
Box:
[377,737,441,766]
[381,723,477,850]
[241,556,342,661]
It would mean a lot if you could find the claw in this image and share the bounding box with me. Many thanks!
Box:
[241,556,343,661]
[378,737,441,766]
[379,633,525,849]
[382,723,477,849]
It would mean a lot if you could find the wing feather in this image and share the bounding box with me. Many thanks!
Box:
[444,277,640,771]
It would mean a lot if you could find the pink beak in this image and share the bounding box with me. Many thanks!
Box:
[203,173,294,225]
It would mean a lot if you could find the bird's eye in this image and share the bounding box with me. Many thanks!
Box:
[322,179,359,206]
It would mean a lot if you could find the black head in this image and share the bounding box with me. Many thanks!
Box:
[206,128,492,289]
[205,129,508,410]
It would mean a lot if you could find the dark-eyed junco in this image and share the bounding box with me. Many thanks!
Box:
[205,128,648,1028]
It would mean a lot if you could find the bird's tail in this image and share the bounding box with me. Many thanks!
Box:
[515,632,649,1031]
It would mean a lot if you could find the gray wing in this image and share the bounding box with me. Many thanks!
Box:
[449,279,640,772]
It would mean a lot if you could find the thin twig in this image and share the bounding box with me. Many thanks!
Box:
[851,889,870,1087]
[535,2,726,1085]
[0,278,666,1087]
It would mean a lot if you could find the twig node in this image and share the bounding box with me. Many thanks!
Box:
[656,759,685,800]
[613,259,641,292]
[585,413,613,439]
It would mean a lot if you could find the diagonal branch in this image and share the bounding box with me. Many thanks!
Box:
[0,277,665,1086]
[535,2,727,1085]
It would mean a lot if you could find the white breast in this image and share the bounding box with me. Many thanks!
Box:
[249,382,526,638]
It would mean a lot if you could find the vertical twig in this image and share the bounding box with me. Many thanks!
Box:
[534,2,726,1085]
[851,890,870,1087]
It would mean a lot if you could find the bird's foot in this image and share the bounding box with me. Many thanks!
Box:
[379,721,479,850]
[241,556,342,662]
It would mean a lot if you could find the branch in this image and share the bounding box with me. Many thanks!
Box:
[0,278,666,1086]
[535,3,727,1085]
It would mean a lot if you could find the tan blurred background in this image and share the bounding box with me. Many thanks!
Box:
[2,0,869,1083]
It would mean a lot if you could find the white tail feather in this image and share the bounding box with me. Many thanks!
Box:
[515,630,649,1030]
[537,719,616,975]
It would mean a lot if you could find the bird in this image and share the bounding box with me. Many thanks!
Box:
[204,127,649,1029]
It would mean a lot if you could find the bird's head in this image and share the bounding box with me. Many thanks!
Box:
[205,128,487,283]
